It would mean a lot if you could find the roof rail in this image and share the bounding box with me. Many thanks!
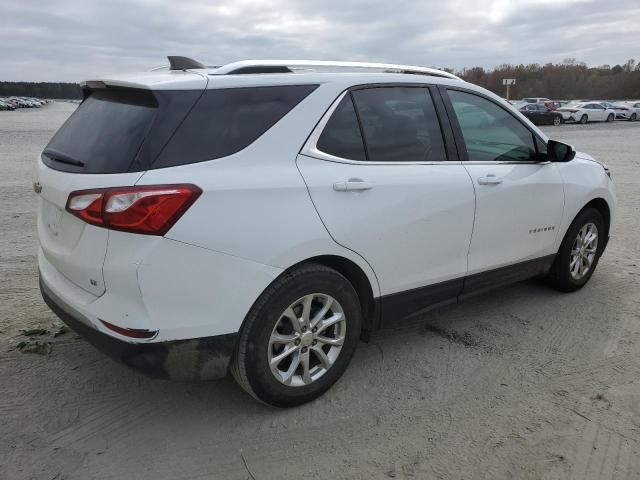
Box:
[211,60,461,80]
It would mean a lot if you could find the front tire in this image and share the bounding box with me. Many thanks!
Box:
[553,115,562,126]
[231,263,362,407]
[607,113,615,122]
[548,208,605,292]
[580,114,588,124]
[630,113,637,121]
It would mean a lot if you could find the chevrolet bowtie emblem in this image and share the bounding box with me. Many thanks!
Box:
[33,181,42,194]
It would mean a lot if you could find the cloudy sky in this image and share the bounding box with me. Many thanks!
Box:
[2,0,639,81]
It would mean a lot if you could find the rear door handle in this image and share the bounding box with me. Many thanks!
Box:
[333,179,373,192]
[477,174,503,186]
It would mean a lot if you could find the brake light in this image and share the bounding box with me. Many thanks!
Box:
[66,184,201,235]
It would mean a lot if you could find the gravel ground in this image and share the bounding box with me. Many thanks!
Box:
[1,102,639,480]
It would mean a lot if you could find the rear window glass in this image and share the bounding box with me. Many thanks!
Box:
[154,84,318,168]
[317,95,366,161]
[44,88,157,174]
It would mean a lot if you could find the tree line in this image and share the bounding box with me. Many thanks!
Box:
[455,59,640,100]
[0,81,82,99]
[2,58,639,100]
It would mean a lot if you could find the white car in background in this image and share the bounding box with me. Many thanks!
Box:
[509,100,528,109]
[35,57,616,406]
[557,102,615,124]
[611,102,640,121]
[523,97,551,104]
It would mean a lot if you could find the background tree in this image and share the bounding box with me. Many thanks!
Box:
[455,59,640,100]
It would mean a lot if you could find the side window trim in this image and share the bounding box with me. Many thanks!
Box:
[302,83,460,165]
[349,91,371,161]
[439,85,547,163]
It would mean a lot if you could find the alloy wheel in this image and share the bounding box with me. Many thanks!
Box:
[569,222,599,281]
[268,294,346,387]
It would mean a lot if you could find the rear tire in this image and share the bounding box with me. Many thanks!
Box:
[580,114,588,124]
[231,263,362,407]
[553,115,562,126]
[607,113,615,122]
[547,208,605,292]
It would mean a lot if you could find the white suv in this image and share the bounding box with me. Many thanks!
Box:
[36,58,616,407]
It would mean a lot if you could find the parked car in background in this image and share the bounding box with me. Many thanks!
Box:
[608,103,638,121]
[2,98,20,108]
[0,100,14,111]
[519,103,563,125]
[0,96,48,109]
[557,102,615,124]
[509,100,527,110]
[625,101,640,119]
[523,97,551,104]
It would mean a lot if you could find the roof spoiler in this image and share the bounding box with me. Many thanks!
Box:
[167,56,206,71]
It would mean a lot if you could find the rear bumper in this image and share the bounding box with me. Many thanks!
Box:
[560,113,578,122]
[40,274,238,381]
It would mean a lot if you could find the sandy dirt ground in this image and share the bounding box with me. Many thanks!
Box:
[1,102,639,480]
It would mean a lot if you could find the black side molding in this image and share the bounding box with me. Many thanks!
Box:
[167,56,206,71]
[378,254,556,328]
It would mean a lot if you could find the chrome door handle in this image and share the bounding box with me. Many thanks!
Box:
[477,174,503,185]
[333,180,373,192]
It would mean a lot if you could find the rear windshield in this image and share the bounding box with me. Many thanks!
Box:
[153,84,318,169]
[43,84,317,173]
[44,88,158,174]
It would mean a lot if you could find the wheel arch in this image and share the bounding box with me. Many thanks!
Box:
[237,253,379,342]
[293,255,378,339]
[583,197,611,239]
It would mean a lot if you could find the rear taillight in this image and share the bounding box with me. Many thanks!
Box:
[66,184,201,235]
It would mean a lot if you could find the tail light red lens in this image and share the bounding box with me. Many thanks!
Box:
[66,184,201,235]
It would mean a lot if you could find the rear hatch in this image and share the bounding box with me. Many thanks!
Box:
[35,75,206,296]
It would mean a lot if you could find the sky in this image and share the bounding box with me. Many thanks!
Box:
[2,0,639,82]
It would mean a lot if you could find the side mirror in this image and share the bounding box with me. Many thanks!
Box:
[547,139,576,162]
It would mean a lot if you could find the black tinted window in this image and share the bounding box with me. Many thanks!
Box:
[44,88,157,173]
[316,95,366,161]
[448,90,537,162]
[154,85,317,168]
[352,87,446,162]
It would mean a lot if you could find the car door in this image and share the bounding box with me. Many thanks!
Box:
[587,103,604,121]
[442,88,565,282]
[298,86,476,319]
[534,104,548,124]
[522,105,535,123]
[538,105,553,125]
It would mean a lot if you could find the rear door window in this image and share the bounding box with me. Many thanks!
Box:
[154,85,318,168]
[351,87,447,162]
[44,88,158,174]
